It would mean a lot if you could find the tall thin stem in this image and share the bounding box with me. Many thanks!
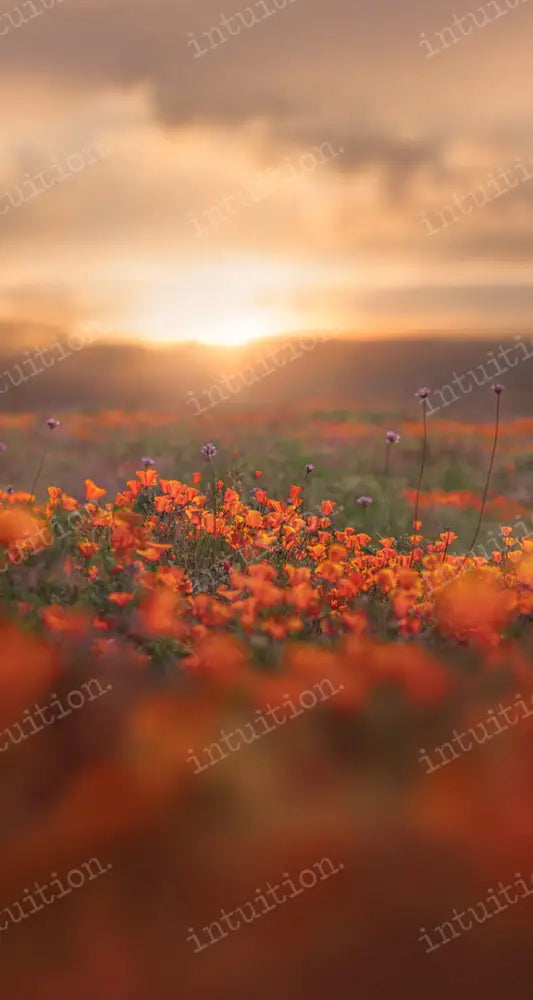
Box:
[413,400,428,529]
[410,398,428,564]
[384,442,391,477]
[383,443,392,533]
[29,440,49,504]
[210,458,217,541]
[460,390,502,572]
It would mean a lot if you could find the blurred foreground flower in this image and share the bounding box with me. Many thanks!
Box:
[0,620,60,725]
[434,568,517,645]
[0,507,42,546]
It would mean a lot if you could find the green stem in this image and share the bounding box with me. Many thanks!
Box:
[410,399,428,565]
[29,439,49,503]
[460,392,501,572]
[210,459,217,542]
[383,442,391,533]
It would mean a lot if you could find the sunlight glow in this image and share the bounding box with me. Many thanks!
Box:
[124,259,317,346]
[135,307,281,346]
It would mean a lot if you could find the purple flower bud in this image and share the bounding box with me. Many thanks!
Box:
[386,430,400,444]
[356,495,373,507]
[46,418,60,431]
[415,387,430,400]
[305,463,315,475]
[141,456,155,467]
[493,383,505,395]
[201,442,217,459]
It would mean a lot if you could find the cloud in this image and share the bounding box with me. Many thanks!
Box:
[1,0,533,338]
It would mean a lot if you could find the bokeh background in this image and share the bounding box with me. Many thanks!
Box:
[1,0,533,348]
[2,1,533,997]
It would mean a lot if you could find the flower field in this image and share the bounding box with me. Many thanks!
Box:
[0,399,532,999]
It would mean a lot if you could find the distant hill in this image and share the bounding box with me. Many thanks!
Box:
[0,334,531,419]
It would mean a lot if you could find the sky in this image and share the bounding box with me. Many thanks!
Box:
[1,0,532,347]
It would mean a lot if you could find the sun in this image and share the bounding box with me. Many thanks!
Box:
[187,310,276,347]
[125,260,304,346]
[131,299,288,347]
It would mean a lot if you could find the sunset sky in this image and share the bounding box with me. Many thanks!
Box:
[1,0,532,347]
